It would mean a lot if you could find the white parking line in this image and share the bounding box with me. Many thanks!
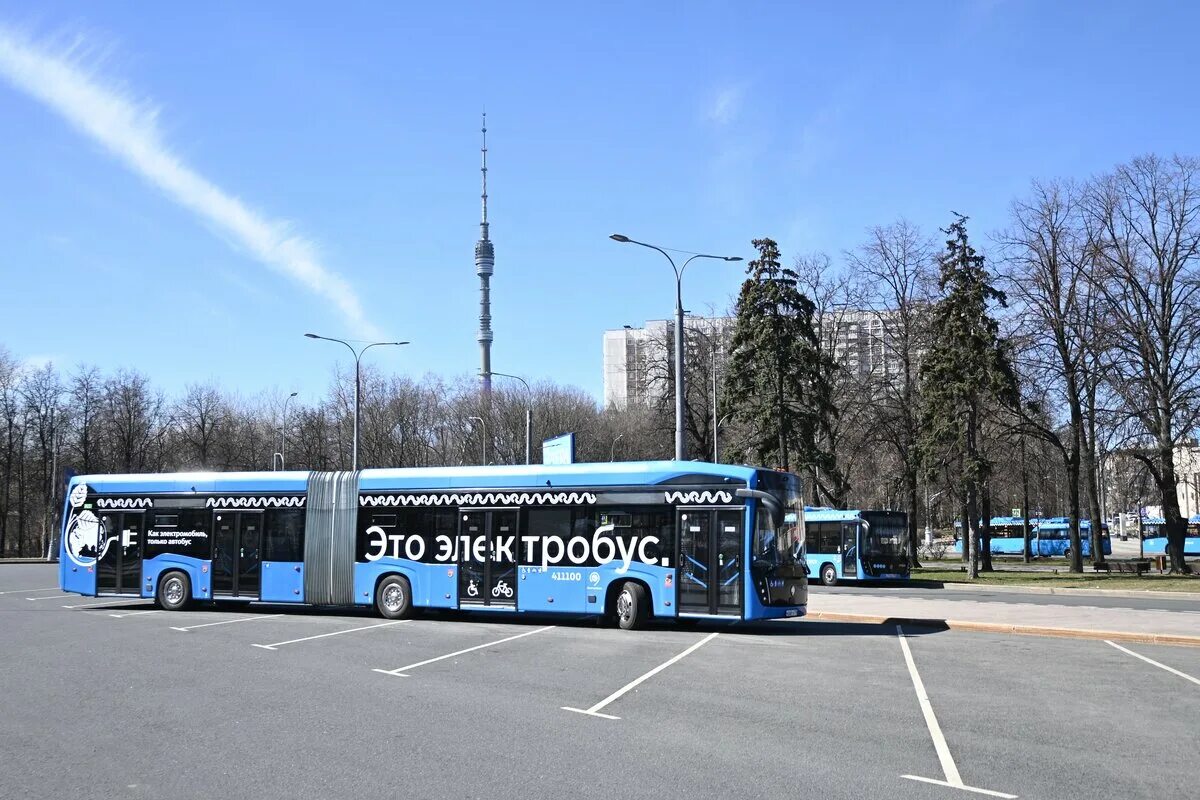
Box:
[562,631,719,720]
[1106,640,1200,686]
[171,614,282,632]
[897,625,1017,799]
[64,599,149,609]
[109,609,164,619]
[0,587,59,596]
[252,619,409,650]
[374,625,555,677]
[27,594,70,601]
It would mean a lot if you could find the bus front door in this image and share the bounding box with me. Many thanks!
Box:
[212,511,262,599]
[842,523,858,578]
[96,511,144,595]
[458,509,518,608]
[677,508,743,616]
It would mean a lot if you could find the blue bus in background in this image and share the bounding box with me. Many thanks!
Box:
[1033,518,1112,558]
[1140,516,1200,556]
[952,517,1041,556]
[58,461,809,629]
[803,508,909,586]
[952,517,1110,558]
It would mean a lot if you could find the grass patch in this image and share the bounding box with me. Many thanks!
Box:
[912,567,1200,593]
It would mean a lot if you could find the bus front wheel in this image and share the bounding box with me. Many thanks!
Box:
[820,564,838,587]
[157,571,191,611]
[615,581,647,630]
[375,575,413,620]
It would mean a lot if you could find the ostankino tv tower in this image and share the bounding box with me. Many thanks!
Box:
[475,113,494,393]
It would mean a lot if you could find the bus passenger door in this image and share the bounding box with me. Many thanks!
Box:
[488,510,518,607]
[458,511,487,605]
[96,511,144,595]
[458,509,517,608]
[842,523,858,578]
[678,508,743,616]
[212,511,263,599]
[715,510,743,615]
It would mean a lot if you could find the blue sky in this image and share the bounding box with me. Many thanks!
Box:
[1,1,1196,402]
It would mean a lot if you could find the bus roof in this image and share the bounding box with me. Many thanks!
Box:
[68,460,763,495]
[1035,517,1108,531]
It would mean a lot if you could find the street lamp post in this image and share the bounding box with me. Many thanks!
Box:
[611,433,624,462]
[304,334,409,470]
[925,488,946,548]
[610,234,741,461]
[483,371,532,465]
[466,416,487,464]
[275,391,298,470]
[714,412,735,464]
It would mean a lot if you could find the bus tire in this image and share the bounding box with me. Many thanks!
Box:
[157,571,191,611]
[615,581,647,630]
[820,563,838,586]
[375,574,413,620]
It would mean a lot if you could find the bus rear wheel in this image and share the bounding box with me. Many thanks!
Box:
[820,564,838,586]
[375,575,413,620]
[157,571,191,611]
[615,581,647,630]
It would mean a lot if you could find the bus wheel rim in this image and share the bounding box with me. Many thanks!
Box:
[383,584,404,612]
[165,578,184,604]
[617,589,632,621]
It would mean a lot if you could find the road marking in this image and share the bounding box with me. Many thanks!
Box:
[253,619,409,650]
[27,594,71,601]
[171,614,282,632]
[897,625,1017,799]
[374,625,555,677]
[1106,640,1200,686]
[900,775,1019,798]
[64,599,148,609]
[109,609,164,618]
[0,587,59,596]
[562,631,720,720]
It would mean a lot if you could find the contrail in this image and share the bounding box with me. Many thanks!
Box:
[0,27,380,338]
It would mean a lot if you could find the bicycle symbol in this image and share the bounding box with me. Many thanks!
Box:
[492,579,514,598]
[466,579,479,597]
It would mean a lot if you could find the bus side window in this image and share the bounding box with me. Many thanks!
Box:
[805,525,819,553]
[264,508,305,562]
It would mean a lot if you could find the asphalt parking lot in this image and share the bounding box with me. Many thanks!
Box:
[2,564,1198,800]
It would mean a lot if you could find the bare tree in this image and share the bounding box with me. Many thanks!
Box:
[999,180,1095,571]
[1087,155,1200,573]
[175,382,227,469]
[847,221,937,563]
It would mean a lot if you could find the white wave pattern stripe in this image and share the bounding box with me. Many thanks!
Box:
[663,490,734,505]
[96,497,152,509]
[360,492,597,507]
[205,496,306,509]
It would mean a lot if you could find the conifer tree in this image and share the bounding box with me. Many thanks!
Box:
[919,216,1019,579]
[724,238,842,497]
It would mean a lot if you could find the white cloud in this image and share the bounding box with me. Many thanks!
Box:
[0,27,380,339]
[705,84,744,126]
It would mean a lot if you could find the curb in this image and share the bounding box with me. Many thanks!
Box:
[804,611,1200,647]
[939,582,1200,601]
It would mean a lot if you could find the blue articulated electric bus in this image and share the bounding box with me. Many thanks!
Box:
[1140,516,1200,556]
[951,517,1042,557]
[802,508,909,586]
[1033,518,1112,558]
[58,461,808,629]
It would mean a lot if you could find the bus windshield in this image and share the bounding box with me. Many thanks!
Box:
[756,470,805,564]
[861,512,909,575]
